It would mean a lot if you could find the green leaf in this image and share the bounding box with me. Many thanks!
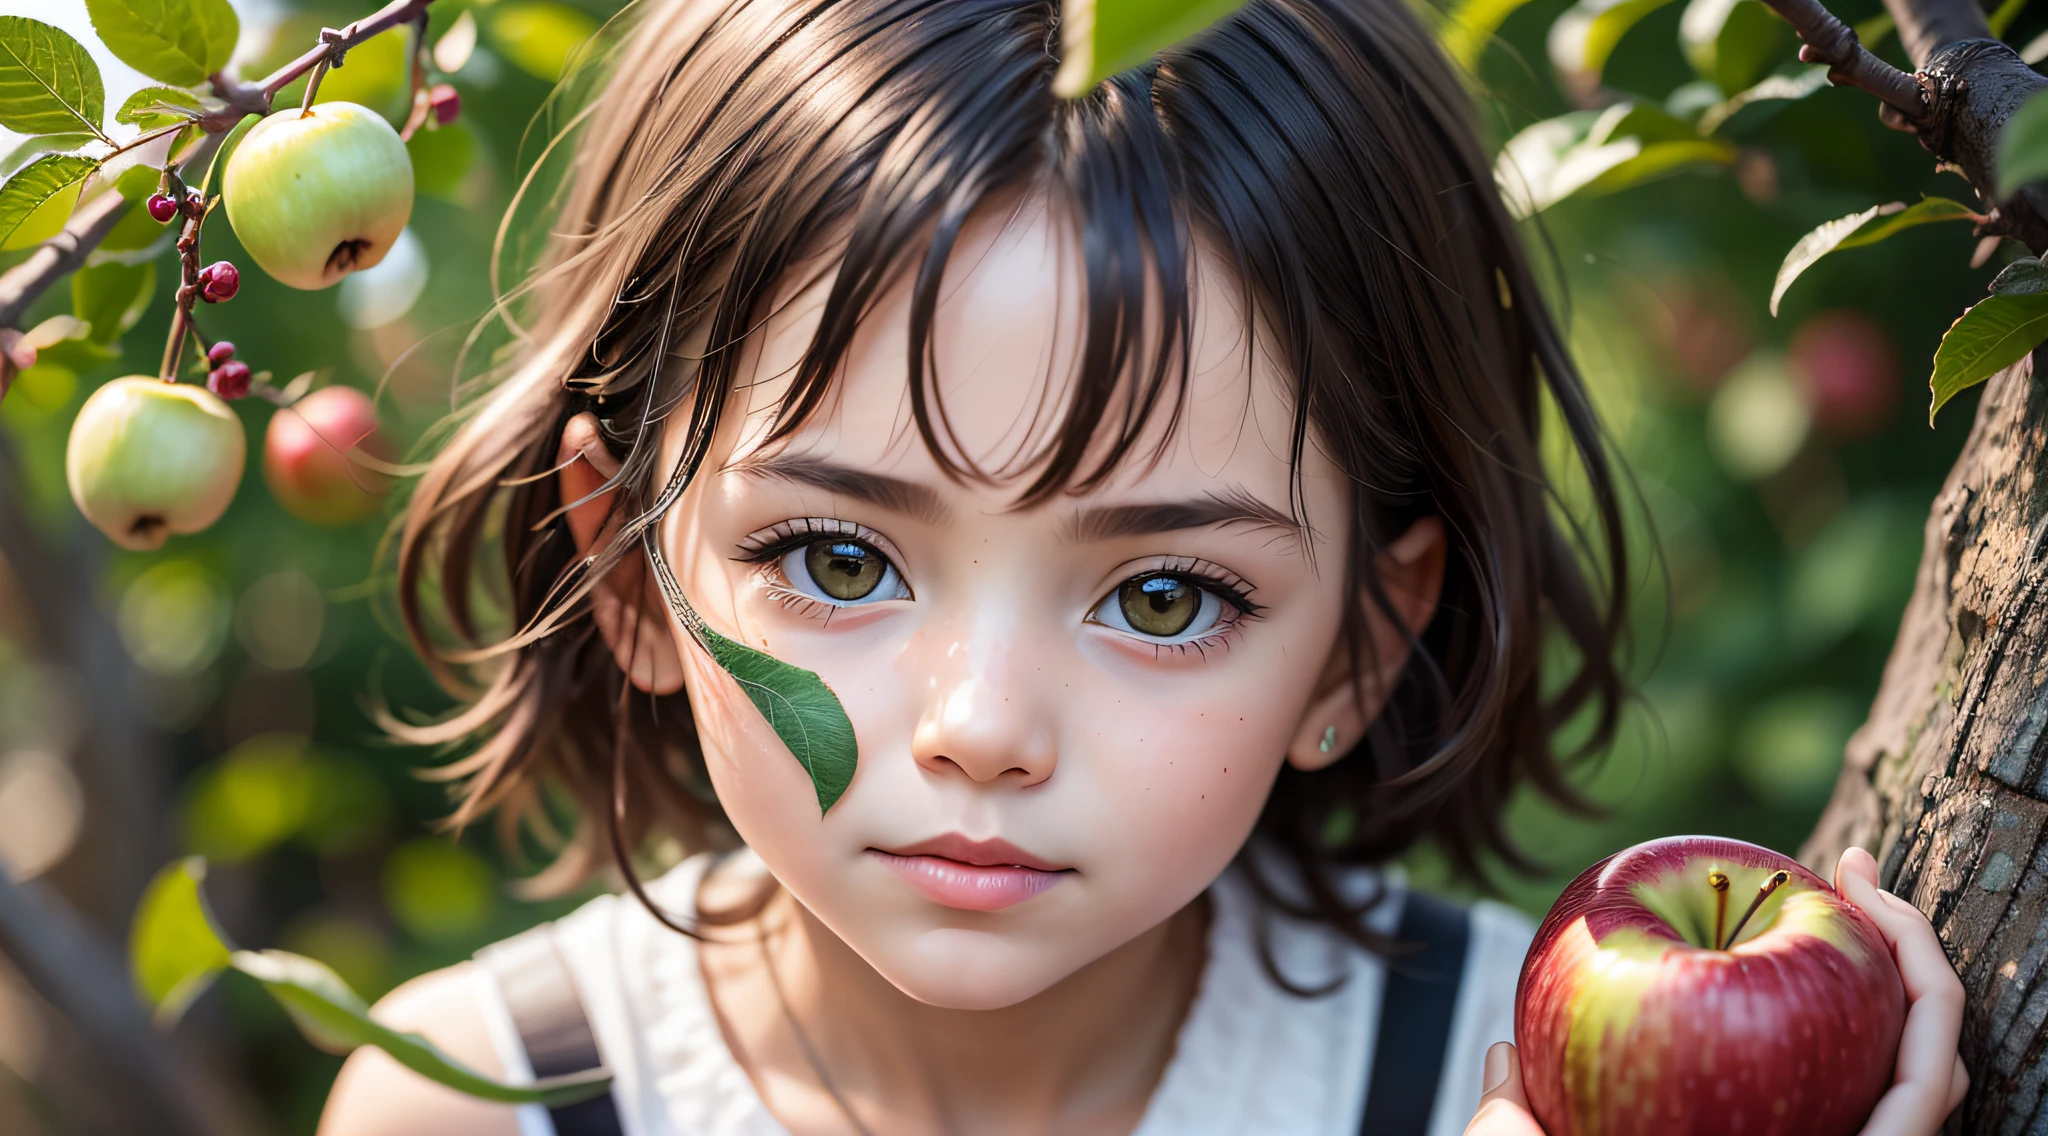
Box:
[1680,0,1789,96]
[486,1,602,83]
[1696,65,1829,134]
[85,0,239,88]
[229,949,612,1106]
[1771,198,1977,315]
[115,85,204,128]
[1990,0,2029,37]
[1496,103,1734,216]
[1991,256,2048,295]
[199,111,257,201]
[697,622,859,814]
[73,261,156,345]
[129,858,234,1028]
[1440,0,1542,69]
[643,532,859,813]
[0,153,98,251]
[2000,89,2048,197]
[1929,293,2048,422]
[1547,0,1678,79]
[1053,0,1249,97]
[0,17,106,139]
[1,132,95,176]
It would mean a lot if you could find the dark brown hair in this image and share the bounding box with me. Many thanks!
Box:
[393,0,1631,963]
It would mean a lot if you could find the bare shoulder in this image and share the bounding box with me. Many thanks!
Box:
[316,962,524,1136]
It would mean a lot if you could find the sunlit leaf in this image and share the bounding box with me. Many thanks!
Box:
[129,858,234,1028]
[1999,89,2048,196]
[1497,103,1733,216]
[1052,0,1248,97]
[72,260,156,345]
[85,0,239,88]
[0,18,106,139]
[1681,0,1789,96]
[229,949,612,1105]
[0,153,98,251]
[1548,0,1677,79]
[115,85,204,128]
[1991,256,2048,295]
[487,1,602,82]
[1990,0,2028,37]
[435,10,478,74]
[1697,65,1828,134]
[1771,198,1977,315]
[1440,0,1542,69]
[1929,293,2048,422]
[0,132,95,176]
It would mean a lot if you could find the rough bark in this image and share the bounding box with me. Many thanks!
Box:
[1801,352,2048,1132]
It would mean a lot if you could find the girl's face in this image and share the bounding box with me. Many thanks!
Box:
[640,199,1440,1011]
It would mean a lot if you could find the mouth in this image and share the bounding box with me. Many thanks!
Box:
[868,834,1074,912]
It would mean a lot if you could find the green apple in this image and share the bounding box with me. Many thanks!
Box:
[224,102,414,290]
[67,377,247,550]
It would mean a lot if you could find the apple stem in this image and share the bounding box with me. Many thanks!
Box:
[1709,870,1730,950]
[1720,869,1791,950]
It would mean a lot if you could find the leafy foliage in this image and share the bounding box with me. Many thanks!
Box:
[0,17,107,139]
[1772,198,1977,315]
[0,153,99,250]
[1929,294,2048,422]
[1497,102,1735,216]
[2000,88,2048,196]
[1052,0,1250,96]
[128,860,610,1106]
[85,0,241,88]
[116,85,205,128]
[697,621,860,815]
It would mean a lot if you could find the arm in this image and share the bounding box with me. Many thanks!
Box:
[316,963,526,1136]
[1465,848,1969,1136]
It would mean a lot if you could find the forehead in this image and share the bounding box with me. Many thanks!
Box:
[721,196,1341,525]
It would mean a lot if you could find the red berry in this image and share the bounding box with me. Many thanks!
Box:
[146,193,178,223]
[207,360,252,400]
[429,84,460,126]
[207,341,236,366]
[198,261,240,303]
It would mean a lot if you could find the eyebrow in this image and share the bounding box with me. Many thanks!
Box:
[1064,487,1307,544]
[732,455,953,526]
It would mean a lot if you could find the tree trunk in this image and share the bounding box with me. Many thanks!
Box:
[1801,348,2048,1132]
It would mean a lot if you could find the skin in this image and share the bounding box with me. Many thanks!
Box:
[1466,847,1970,1136]
[320,198,1962,1135]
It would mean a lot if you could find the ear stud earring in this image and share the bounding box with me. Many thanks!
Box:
[1319,726,1337,754]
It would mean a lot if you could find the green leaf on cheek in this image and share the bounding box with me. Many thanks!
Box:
[643,533,859,814]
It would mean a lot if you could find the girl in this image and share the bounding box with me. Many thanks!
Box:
[318,0,1968,1133]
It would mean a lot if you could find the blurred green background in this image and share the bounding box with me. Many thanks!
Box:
[0,0,2023,1129]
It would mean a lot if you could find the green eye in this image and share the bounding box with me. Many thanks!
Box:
[1118,574,1199,637]
[805,540,886,601]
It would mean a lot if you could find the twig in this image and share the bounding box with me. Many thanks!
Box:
[0,0,436,344]
[1759,0,1927,118]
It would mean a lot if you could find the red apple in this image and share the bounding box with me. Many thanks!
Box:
[263,386,392,525]
[1515,836,1904,1136]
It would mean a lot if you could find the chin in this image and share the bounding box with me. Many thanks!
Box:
[859,927,1081,1010]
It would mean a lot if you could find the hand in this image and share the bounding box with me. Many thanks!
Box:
[1463,849,1970,1136]
[1835,846,1969,1136]
[1463,1042,1542,1135]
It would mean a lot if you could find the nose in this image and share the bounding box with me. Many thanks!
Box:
[909,637,1057,788]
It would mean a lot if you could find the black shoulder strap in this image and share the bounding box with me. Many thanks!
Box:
[1359,890,1473,1136]
[475,924,626,1136]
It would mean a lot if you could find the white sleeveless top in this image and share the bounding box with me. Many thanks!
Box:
[474,852,1536,1136]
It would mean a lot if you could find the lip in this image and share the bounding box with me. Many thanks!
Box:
[868,834,1073,912]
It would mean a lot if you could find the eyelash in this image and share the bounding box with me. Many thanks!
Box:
[733,520,1266,653]
[1098,556,1266,659]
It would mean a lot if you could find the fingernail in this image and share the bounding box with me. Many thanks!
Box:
[1483,1042,1512,1094]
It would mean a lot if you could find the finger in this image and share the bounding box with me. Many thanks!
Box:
[1465,1043,1547,1135]
[1834,862,1964,1136]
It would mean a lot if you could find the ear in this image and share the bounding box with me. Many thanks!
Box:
[1285,516,1448,772]
[558,413,686,695]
